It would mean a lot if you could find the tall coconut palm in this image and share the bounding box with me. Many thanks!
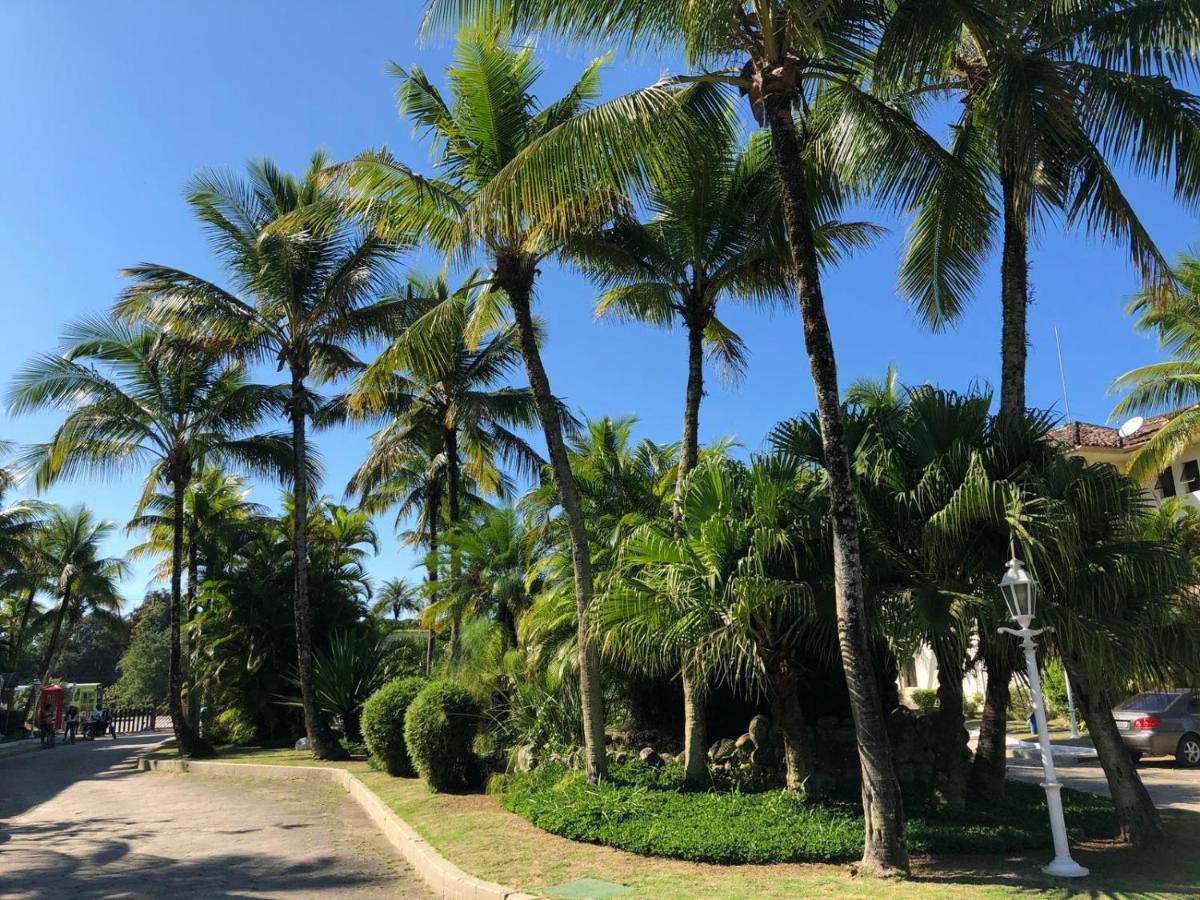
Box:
[10,318,294,756]
[420,4,974,870]
[127,467,272,726]
[349,434,450,594]
[567,117,879,784]
[26,506,126,719]
[336,33,706,781]
[875,3,1200,798]
[115,154,406,759]
[339,272,546,655]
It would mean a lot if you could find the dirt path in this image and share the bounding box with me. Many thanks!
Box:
[0,732,430,898]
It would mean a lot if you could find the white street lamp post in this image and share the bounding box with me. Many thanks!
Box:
[997,558,1088,879]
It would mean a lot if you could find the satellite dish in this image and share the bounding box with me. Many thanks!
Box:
[1119,416,1145,439]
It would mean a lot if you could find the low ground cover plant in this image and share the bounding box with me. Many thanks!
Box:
[501,762,1118,864]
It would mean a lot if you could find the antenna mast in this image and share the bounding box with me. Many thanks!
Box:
[1054,326,1071,421]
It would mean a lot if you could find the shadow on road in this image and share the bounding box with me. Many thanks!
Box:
[0,733,165,822]
[0,840,381,899]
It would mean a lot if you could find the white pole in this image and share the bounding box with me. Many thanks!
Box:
[1064,668,1080,740]
[1009,624,1088,878]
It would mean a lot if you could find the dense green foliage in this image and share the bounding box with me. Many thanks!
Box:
[403,679,481,792]
[503,763,1117,864]
[106,593,170,707]
[207,706,258,746]
[362,676,427,776]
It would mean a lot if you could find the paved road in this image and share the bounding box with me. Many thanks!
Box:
[0,732,430,899]
[1008,755,1200,813]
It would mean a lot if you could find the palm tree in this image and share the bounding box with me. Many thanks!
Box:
[1026,456,1200,845]
[437,504,541,650]
[606,454,833,793]
[373,577,422,624]
[340,272,545,655]
[567,117,879,783]
[421,4,973,870]
[115,154,406,759]
[1111,251,1200,482]
[350,433,448,583]
[336,33,690,781]
[23,506,126,723]
[10,318,292,756]
[876,5,1200,798]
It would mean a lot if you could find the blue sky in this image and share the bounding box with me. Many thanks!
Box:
[2,2,1196,609]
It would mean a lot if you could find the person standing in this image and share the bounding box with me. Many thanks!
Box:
[38,706,55,749]
[63,706,79,744]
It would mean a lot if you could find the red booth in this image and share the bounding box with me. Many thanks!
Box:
[38,684,65,729]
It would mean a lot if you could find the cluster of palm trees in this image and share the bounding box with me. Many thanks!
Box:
[0,491,127,727]
[3,0,1200,876]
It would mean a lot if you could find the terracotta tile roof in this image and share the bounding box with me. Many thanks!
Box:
[1049,411,1181,451]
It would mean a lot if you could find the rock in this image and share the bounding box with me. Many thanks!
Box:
[639,746,663,767]
[708,738,738,762]
[294,737,309,751]
[659,753,675,765]
[748,715,770,748]
[516,744,538,773]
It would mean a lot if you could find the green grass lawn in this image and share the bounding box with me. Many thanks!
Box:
[161,745,1200,898]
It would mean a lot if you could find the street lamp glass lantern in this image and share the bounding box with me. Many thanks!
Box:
[1000,558,1036,622]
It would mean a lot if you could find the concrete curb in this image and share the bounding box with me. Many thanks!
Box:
[138,757,534,900]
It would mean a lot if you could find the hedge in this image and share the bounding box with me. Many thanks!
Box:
[362,676,426,776]
[502,762,1118,864]
[403,679,480,792]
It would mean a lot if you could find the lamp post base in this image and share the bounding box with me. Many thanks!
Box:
[1042,859,1089,878]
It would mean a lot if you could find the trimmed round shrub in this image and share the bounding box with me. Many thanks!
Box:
[361,676,426,776]
[403,679,480,792]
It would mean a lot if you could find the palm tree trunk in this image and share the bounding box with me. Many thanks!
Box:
[1063,655,1160,845]
[970,636,1013,802]
[185,528,200,731]
[931,637,969,811]
[681,660,708,787]
[674,316,705,519]
[445,427,463,662]
[677,316,708,786]
[767,108,908,874]
[38,586,71,685]
[426,482,440,677]
[501,253,607,783]
[13,586,36,664]
[998,172,1029,418]
[290,373,344,760]
[764,657,814,793]
[26,586,72,729]
[974,170,1030,798]
[170,475,211,757]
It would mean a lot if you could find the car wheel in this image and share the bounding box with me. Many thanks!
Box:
[1176,734,1200,768]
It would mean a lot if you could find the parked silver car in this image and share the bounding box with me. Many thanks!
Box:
[1113,690,1200,767]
